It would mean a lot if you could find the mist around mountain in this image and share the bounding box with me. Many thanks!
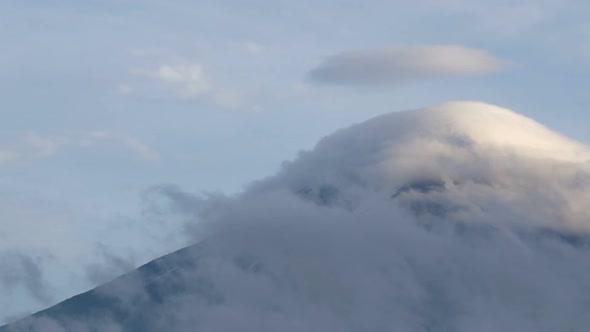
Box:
[4,102,590,331]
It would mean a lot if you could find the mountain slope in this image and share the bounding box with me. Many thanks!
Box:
[4,101,590,332]
[1,243,208,332]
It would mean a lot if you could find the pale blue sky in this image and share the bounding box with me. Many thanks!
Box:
[1,0,589,322]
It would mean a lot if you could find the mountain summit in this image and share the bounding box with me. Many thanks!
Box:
[4,102,590,332]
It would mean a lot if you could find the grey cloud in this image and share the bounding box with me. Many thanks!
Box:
[81,186,208,290]
[9,191,590,331]
[308,45,509,86]
[84,244,136,286]
[5,316,124,332]
[0,253,52,306]
[5,101,590,331]
[141,185,204,217]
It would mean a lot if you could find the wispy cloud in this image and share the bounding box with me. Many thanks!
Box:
[308,45,510,86]
[1,131,162,163]
[117,83,135,96]
[86,131,161,162]
[0,149,20,164]
[211,91,243,110]
[243,41,265,55]
[124,52,264,111]
[118,136,161,163]
[132,63,210,99]
[24,132,69,157]
[0,252,52,306]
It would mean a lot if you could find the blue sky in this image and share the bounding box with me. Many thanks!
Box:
[1,0,589,322]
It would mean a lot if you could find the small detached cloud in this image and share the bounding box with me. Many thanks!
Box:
[0,150,20,164]
[117,83,135,96]
[132,63,210,99]
[211,91,243,110]
[243,41,265,55]
[124,53,262,111]
[308,45,510,86]
[0,253,51,303]
[153,63,210,98]
[86,131,161,163]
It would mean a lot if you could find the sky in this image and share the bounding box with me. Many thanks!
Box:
[1,0,590,324]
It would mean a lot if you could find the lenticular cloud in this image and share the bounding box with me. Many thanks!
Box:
[5,102,590,332]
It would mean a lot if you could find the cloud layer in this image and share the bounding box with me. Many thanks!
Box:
[308,45,509,85]
[5,102,590,331]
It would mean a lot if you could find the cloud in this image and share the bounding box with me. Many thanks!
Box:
[0,253,52,310]
[7,102,590,331]
[0,150,20,163]
[84,244,136,286]
[126,53,263,110]
[117,83,135,96]
[0,181,191,326]
[0,132,70,163]
[308,45,510,86]
[24,132,69,157]
[19,131,161,163]
[134,63,210,99]
[212,91,242,110]
[118,136,161,162]
[152,65,197,82]
[243,41,265,55]
[86,131,161,162]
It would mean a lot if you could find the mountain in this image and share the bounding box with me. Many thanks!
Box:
[4,101,590,331]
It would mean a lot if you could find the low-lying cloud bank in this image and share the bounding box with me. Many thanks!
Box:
[5,101,590,331]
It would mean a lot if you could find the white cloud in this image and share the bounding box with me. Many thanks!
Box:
[126,54,264,109]
[136,63,210,99]
[0,149,20,163]
[8,131,160,163]
[243,41,265,55]
[117,136,161,162]
[117,83,134,96]
[85,131,161,162]
[152,64,202,83]
[308,45,510,85]
[24,132,69,157]
[212,91,242,110]
[125,51,267,110]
